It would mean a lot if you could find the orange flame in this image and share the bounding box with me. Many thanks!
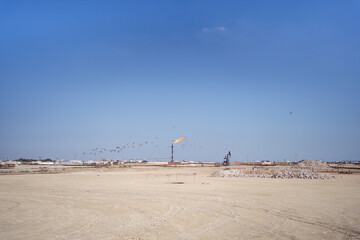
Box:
[173,137,184,144]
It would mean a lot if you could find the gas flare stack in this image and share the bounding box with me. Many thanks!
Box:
[171,137,184,162]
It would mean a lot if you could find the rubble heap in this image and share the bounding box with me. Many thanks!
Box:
[210,168,332,179]
[210,169,272,178]
[294,160,329,170]
[272,169,331,179]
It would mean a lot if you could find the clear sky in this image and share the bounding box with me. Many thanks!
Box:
[1,1,359,162]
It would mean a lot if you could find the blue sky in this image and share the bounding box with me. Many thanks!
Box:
[1,1,359,162]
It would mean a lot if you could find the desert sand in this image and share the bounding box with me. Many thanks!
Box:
[0,167,359,239]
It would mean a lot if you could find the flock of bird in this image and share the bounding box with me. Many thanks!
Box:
[82,140,159,158]
[75,137,190,160]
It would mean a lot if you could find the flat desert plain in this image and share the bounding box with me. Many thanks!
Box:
[0,167,359,240]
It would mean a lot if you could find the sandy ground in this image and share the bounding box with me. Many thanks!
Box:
[0,167,359,240]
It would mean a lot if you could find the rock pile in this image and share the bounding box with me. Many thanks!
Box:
[271,169,331,179]
[210,169,272,178]
[294,160,329,170]
[210,168,332,179]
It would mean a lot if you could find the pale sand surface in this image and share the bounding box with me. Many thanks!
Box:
[0,167,359,240]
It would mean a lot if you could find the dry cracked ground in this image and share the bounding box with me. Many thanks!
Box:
[0,167,359,240]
